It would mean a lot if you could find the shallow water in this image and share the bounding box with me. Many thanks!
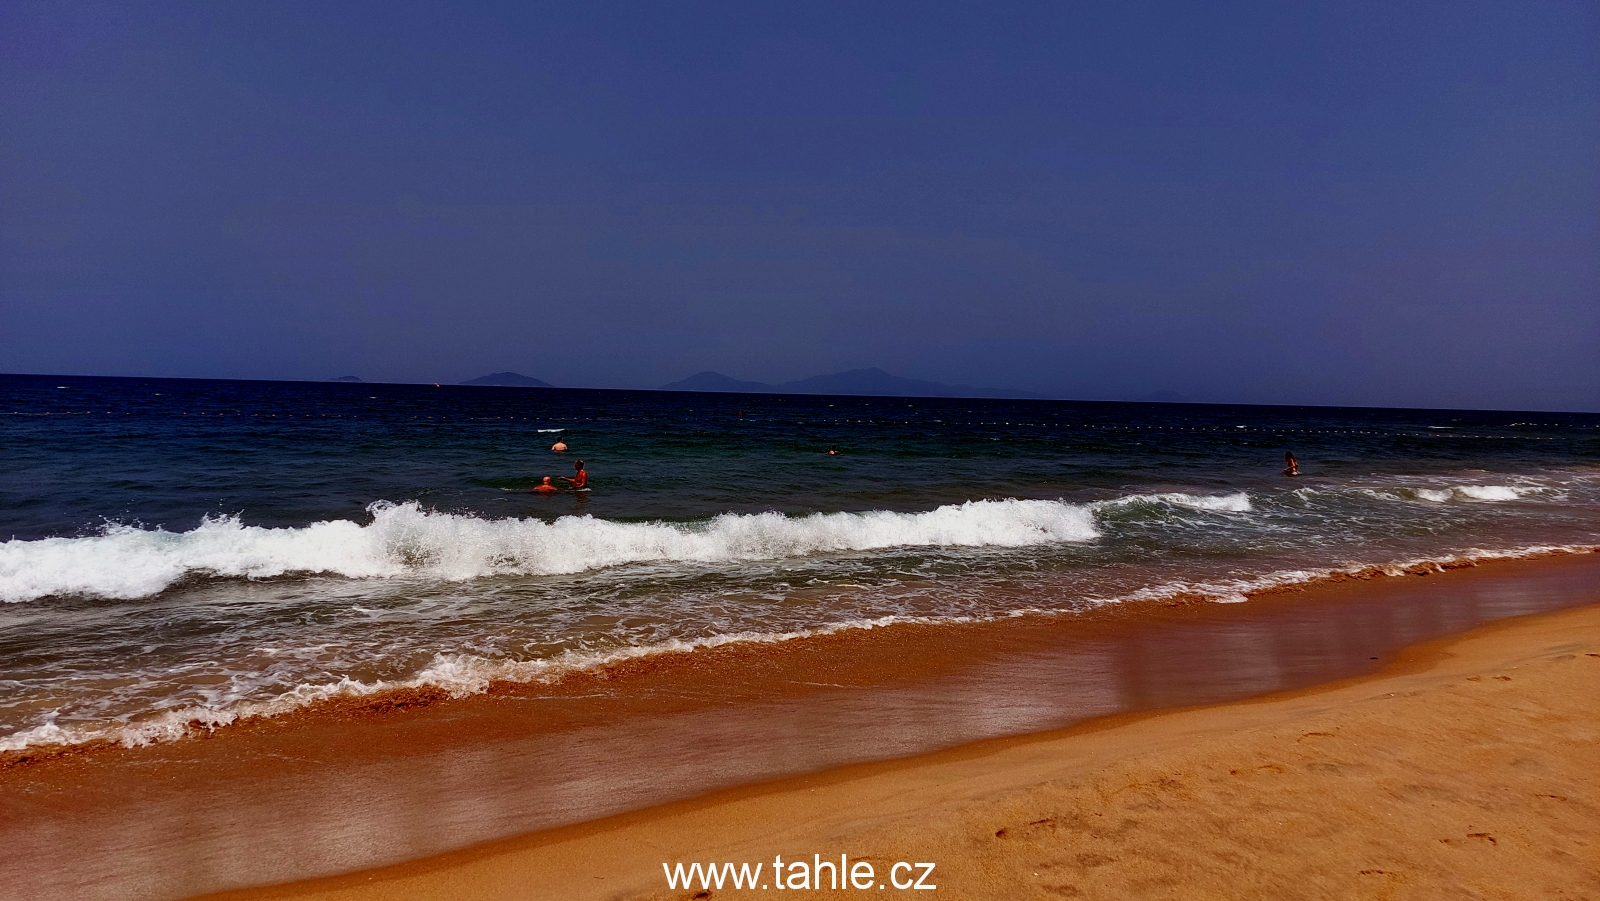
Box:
[3,374,1598,750]
[5,555,1597,901]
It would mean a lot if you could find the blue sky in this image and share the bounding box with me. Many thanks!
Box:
[2,1,1596,409]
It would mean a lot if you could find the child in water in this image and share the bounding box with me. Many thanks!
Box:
[1283,451,1300,477]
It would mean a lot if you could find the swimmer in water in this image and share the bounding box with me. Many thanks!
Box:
[1283,451,1300,477]
[551,436,567,452]
[828,445,838,455]
[562,459,588,490]
[532,476,558,494]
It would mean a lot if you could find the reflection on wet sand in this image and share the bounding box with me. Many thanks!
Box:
[2,553,1596,901]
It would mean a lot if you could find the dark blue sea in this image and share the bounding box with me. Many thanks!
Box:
[3,373,1598,750]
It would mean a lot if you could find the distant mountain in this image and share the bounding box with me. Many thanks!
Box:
[660,371,776,393]
[460,372,556,388]
[660,367,1043,400]
[328,375,363,382]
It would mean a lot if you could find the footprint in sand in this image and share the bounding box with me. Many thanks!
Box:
[1440,833,1498,847]
[1357,868,1406,900]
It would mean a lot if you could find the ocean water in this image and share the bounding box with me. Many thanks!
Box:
[2,374,1598,751]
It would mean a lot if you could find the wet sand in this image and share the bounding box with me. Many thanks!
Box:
[2,552,1598,900]
[203,579,1600,901]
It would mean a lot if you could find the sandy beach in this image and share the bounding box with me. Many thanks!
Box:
[174,571,1600,901]
[9,4,1597,898]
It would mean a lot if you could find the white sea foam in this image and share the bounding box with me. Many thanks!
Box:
[1088,491,1252,515]
[0,499,1101,603]
[8,542,1592,753]
[1455,485,1527,501]
[1087,543,1597,606]
[0,614,958,751]
[1330,483,1554,504]
[1410,485,1539,502]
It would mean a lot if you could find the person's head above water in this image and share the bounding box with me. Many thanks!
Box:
[574,460,584,471]
[541,476,552,485]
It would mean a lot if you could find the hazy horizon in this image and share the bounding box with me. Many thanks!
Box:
[7,368,1599,415]
[3,3,1596,411]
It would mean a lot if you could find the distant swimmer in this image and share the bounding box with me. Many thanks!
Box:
[1283,451,1300,477]
[562,459,588,490]
[551,436,568,452]
[532,476,559,495]
[828,445,838,455]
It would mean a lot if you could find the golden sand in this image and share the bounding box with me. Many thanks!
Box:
[199,602,1600,901]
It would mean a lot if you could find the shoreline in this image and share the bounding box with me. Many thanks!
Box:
[4,542,1593,765]
[3,552,1598,900]
[198,581,1600,900]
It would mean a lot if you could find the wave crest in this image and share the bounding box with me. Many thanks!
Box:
[1094,491,1252,513]
[1412,485,1542,502]
[0,499,1102,603]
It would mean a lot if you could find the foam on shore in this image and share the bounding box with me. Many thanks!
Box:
[4,542,1592,754]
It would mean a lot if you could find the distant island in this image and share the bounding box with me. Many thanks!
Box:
[460,372,556,388]
[328,375,363,382]
[660,367,1043,400]
[664,372,775,393]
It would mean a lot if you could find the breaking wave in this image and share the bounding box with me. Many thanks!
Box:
[1,498,1114,603]
[1093,491,1251,513]
[1336,484,1552,504]
[6,542,1592,753]
[1408,485,1547,502]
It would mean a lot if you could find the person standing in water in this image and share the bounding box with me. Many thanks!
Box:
[562,459,588,490]
[532,476,558,494]
[1283,451,1300,477]
[551,436,567,452]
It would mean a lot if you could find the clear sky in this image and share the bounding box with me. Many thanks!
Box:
[3,2,1596,410]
